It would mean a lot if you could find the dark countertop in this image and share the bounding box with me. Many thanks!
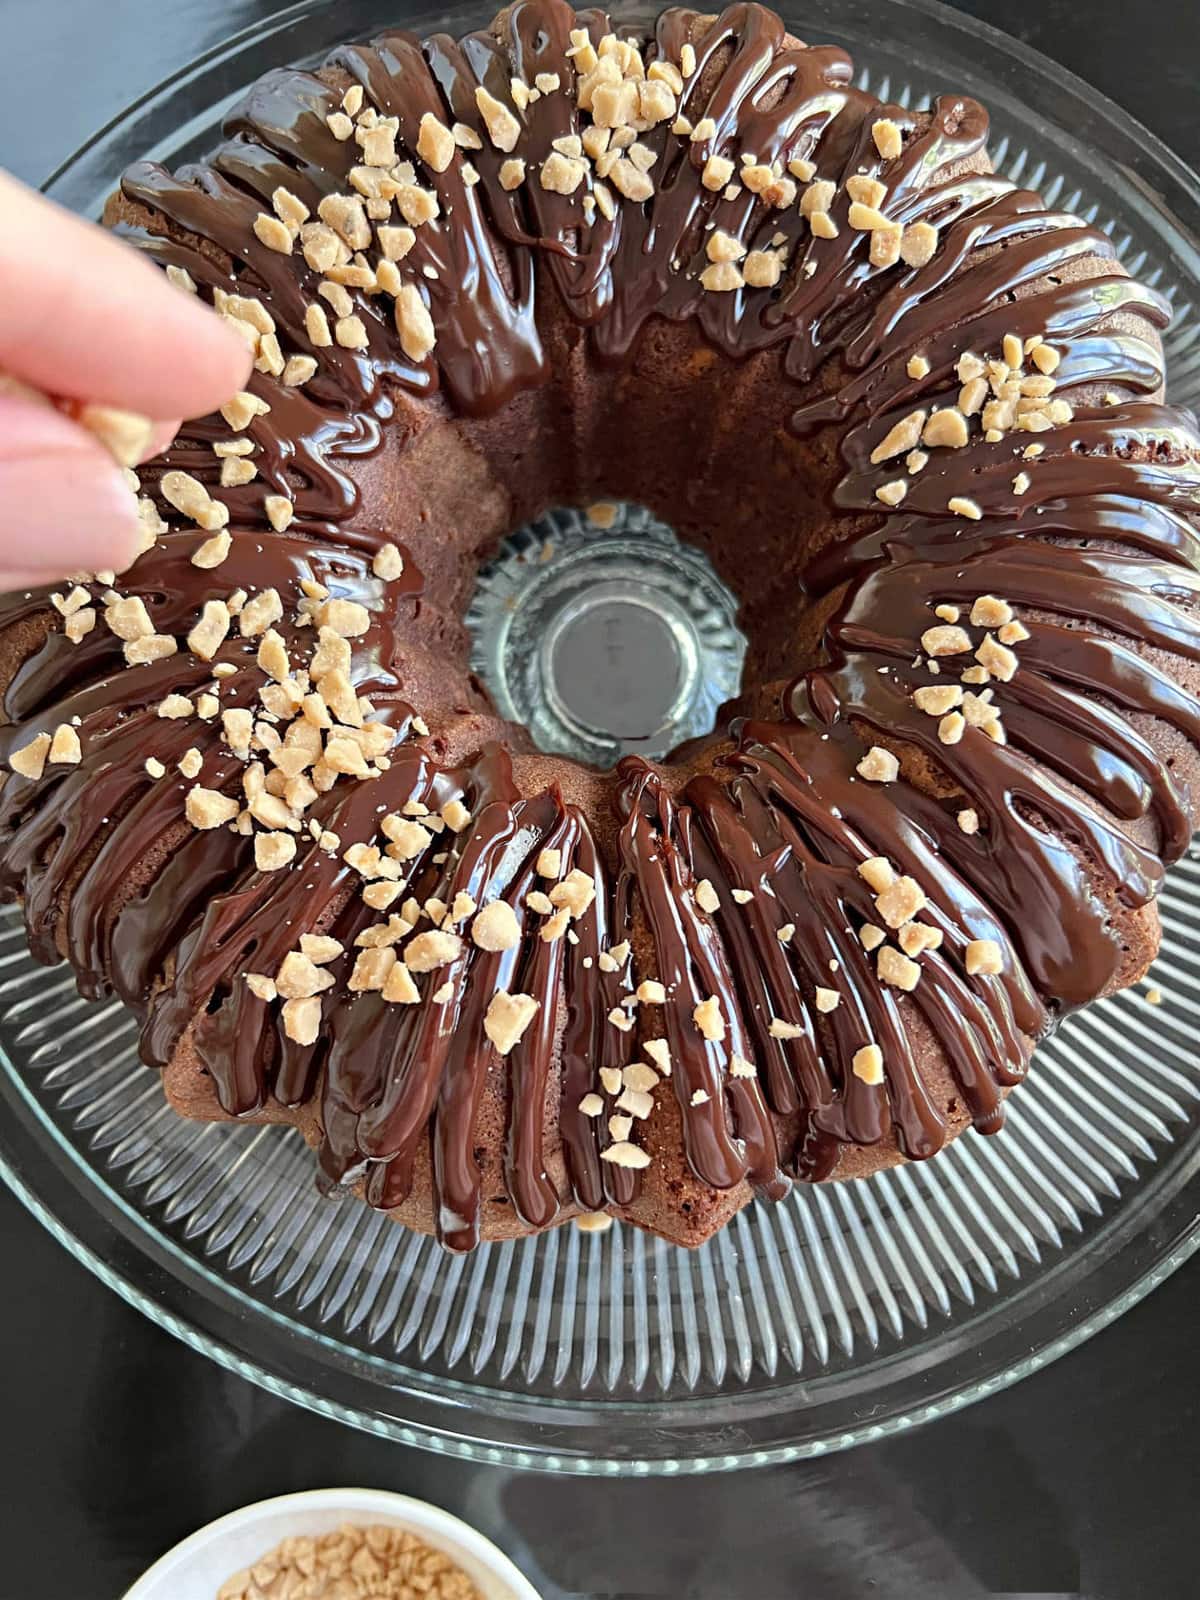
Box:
[1,3,1197,1596]
[6,1187,1197,1598]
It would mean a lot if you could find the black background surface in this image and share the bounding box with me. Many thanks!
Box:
[0,3,1197,1596]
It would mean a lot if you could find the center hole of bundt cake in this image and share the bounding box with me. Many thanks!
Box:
[466,501,746,768]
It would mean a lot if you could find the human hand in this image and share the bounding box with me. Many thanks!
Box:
[0,168,252,591]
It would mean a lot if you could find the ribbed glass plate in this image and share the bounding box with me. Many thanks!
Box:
[4,0,1199,1473]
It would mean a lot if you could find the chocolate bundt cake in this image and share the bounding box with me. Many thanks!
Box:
[1,1,1198,1250]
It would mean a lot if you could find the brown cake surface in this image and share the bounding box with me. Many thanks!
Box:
[1,1,1198,1250]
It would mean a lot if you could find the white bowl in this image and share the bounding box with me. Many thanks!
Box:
[123,1487,542,1600]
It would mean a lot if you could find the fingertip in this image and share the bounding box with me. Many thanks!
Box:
[166,288,256,416]
[116,260,256,420]
[140,420,182,463]
[0,403,145,586]
[0,173,256,421]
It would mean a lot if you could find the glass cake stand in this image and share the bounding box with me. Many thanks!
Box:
[5,0,1199,1474]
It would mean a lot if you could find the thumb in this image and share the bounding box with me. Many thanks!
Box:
[0,388,146,588]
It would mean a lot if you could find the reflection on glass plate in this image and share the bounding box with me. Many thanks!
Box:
[6,0,1199,1473]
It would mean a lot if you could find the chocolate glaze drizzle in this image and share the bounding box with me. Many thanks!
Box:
[1,1,1198,1248]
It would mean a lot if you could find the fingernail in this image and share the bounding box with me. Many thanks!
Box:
[0,451,142,582]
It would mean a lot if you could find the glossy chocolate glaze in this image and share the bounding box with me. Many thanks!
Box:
[0,1,1197,1248]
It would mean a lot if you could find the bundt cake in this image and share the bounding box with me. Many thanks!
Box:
[1,0,1198,1251]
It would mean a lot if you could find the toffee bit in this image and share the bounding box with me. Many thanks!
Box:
[769,1018,804,1040]
[48,724,82,765]
[192,530,232,569]
[948,495,983,521]
[536,847,562,878]
[877,945,920,991]
[900,222,938,267]
[75,404,154,469]
[416,112,456,172]
[160,470,228,532]
[852,1044,885,1085]
[645,1039,671,1074]
[372,542,404,580]
[472,900,520,951]
[185,786,238,829]
[8,732,51,779]
[870,410,926,465]
[856,745,899,783]
[965,938,1003,976]
[484,990,539,1054]
[970,594,1013,628]
[693,994,725,1042]
[394,285,436,362]
[694,878,720,913]
[872,118,903,160]
[549,867,595,918]
[475,85,521,152]
[601,1141,651,1169]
